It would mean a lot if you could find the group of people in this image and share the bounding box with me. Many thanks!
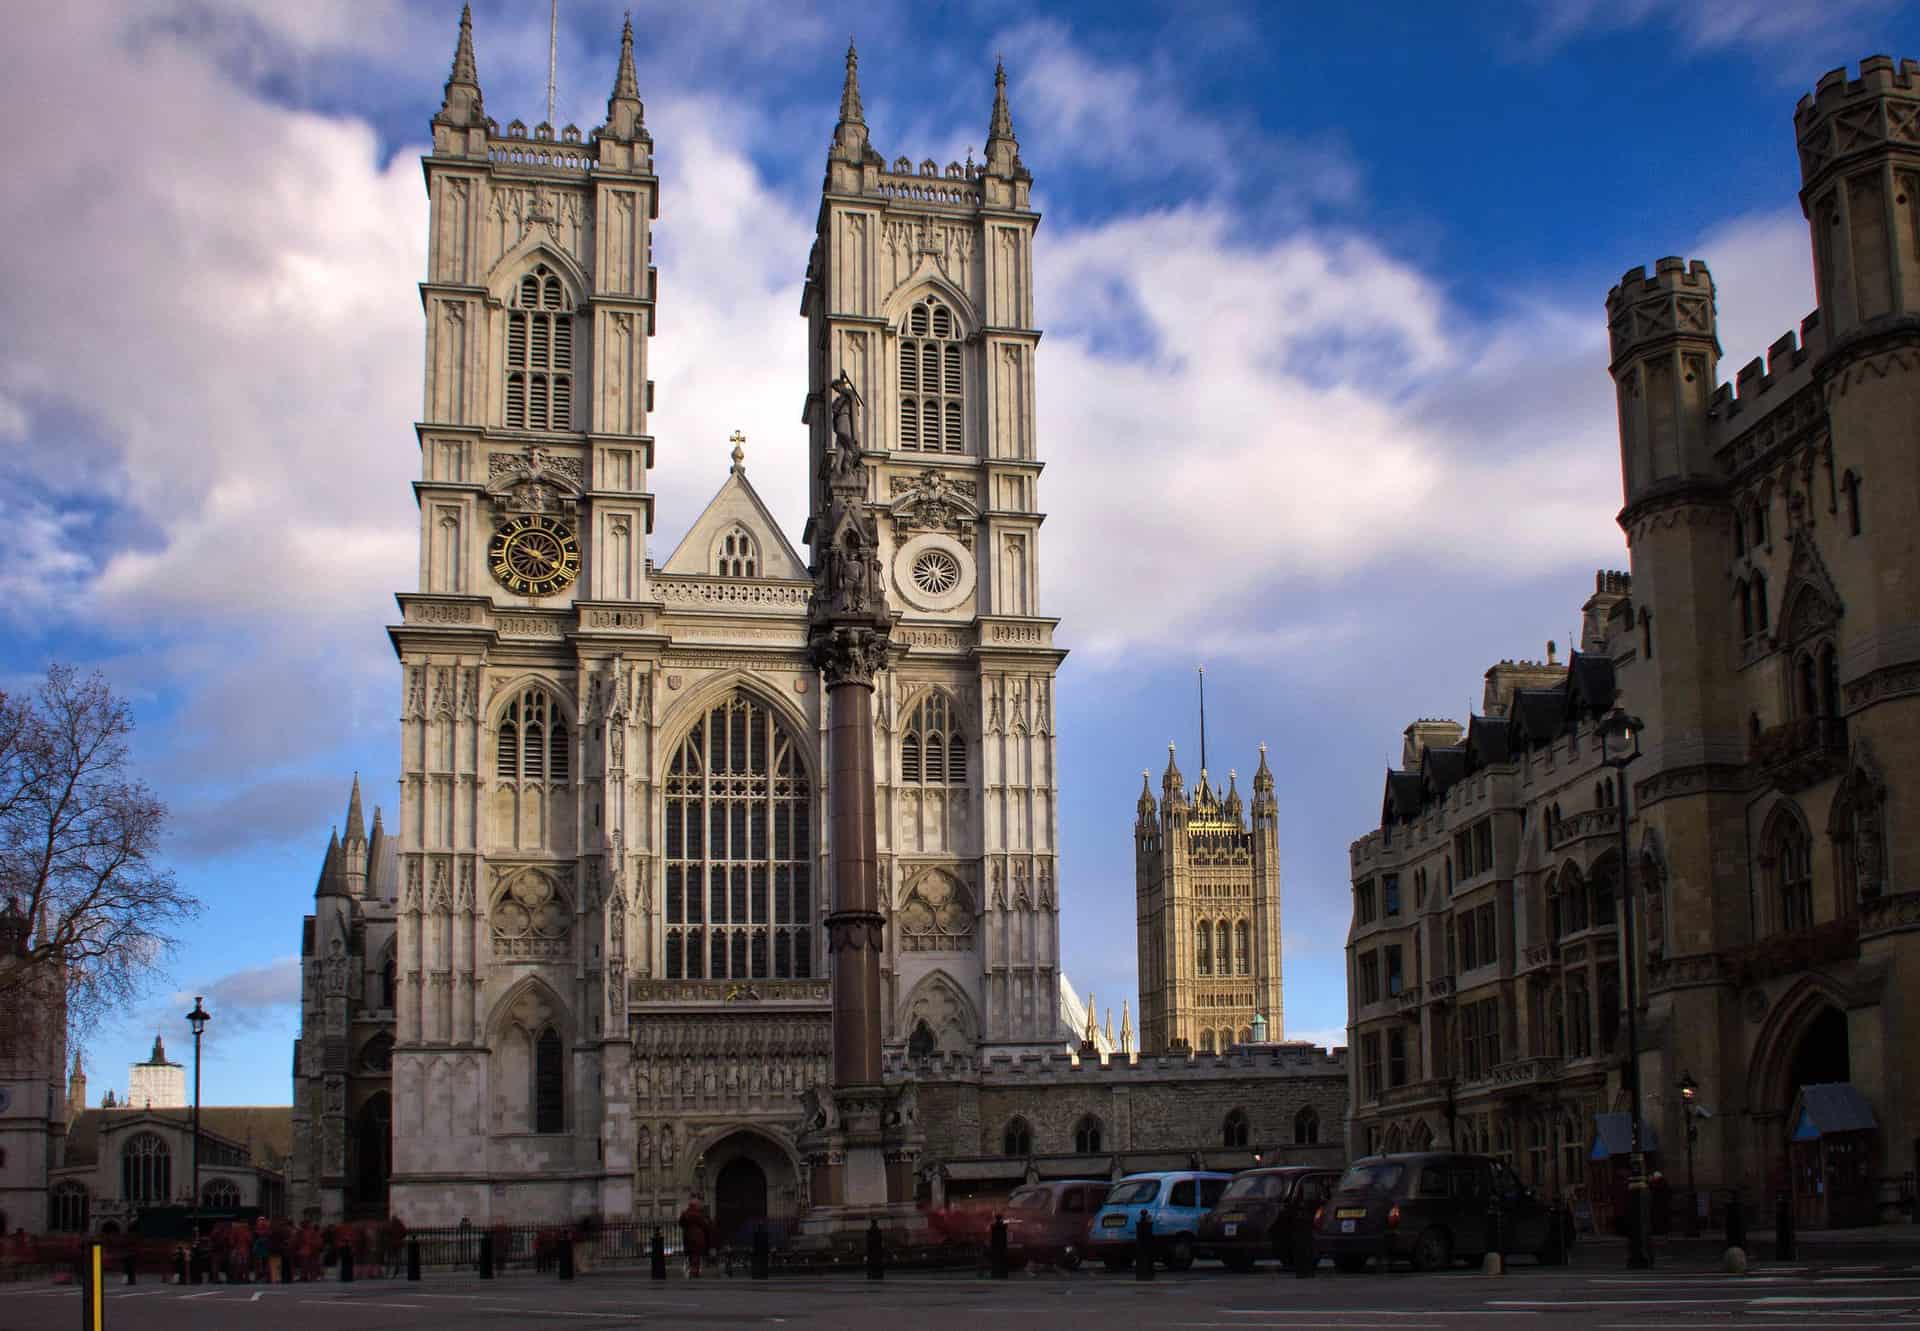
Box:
[192,1215,410,1282]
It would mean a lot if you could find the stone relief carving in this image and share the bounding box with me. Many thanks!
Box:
[489,866,571,960]
[488,445,583,515]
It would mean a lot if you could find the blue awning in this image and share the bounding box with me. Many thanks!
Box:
[1589,1112,1660,1160]
[1790,1083,1875,1140]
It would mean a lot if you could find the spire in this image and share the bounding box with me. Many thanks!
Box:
[829,39,875,167]
[984,57,1024,179]
[1120,1000,1133,1055]
[370,806,385,838]
[839,39,865,127]
[435,4,485,129]
[149,1034,167,1065]
[1136,769,1156,821]
[1225,769,1243,819]
[1254,741,1274,791]
[1084,992,1097,1046]
[1162,741,1185,804]
[602,11,648,142]
[1104,1007,1115,1047]
[1197,665,1209,777]
[344,774,366,844]
[316,827,347,898]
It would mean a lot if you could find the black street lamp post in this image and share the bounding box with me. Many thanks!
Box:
[1599,709,1651,1269]
[187,997,210,1242]
[1679,1071,1701,1237]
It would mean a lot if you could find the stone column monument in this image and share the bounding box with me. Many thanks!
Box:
[797,374,924,1236]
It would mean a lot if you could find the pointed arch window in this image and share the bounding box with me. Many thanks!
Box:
[505,264,573,431]
[122,1133,171,1204]
[716,525,759,578]
[1842,470,1862,536]
[1195,920,1211,976]
[1003,1116,1033,1157]
[900,692,967,786]
[662,693,813,981]
[497,686,570,782]
[1293,1106,1319,1145]
[50,1181,89,1233]
[1234,920,1250,975]
[1073,1115,1104,1154]
[1767,807,1815,933]
[1222,1108,1250,1148]
[534,1026,565,1133]
[898,296,964,454]
[202,1178,242,1210]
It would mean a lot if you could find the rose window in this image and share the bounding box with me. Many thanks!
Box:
[911,549,961,596]
[490,868,570,959]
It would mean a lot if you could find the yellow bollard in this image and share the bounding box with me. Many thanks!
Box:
[81,1240,104,1331]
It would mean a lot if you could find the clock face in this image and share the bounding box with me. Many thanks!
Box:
[489,515,580,597]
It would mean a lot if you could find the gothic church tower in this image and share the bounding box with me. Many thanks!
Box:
[803,49,1067,1050]
[388,8,656,1224]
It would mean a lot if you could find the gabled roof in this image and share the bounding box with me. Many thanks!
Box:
[1566,651,1618,715]
[1381,770,1423,823]
[1466,714,1513,767]
[1419,745,1469,798]
[64,1107,294,1170]
[657,451,807,580]
[1511,688,1568,745]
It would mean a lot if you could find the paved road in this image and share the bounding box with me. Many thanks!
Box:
[9,1253,1920,1330]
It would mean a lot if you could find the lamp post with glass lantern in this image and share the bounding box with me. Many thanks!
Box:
[1598,709,1650,1269]
[1679,1071,1701,1237]
[187,997,210,1239]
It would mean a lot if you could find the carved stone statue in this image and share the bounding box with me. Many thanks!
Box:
[799,1083,840,1135]
[829,370,862,460]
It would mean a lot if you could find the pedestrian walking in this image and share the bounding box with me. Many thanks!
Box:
[385,1215,407,1278]
[679,1196,714,1278]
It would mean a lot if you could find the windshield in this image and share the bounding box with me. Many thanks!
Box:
[1336,1163,1405,1195]
[1007,1188,1051,1212]
[1104,1180,1160,1207]
[1222,1174,1286,1201]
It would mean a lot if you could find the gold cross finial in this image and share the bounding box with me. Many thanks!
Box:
[729,430,746,473]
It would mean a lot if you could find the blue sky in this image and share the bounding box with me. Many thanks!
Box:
[1,0,1914,1105]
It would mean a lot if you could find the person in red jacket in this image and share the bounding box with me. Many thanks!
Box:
[678,1197,714,1278]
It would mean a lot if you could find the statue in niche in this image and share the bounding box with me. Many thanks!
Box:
[660,1125,676,1164]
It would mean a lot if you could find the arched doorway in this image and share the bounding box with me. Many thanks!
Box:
[355,1093,392,1213]
[715,1158,768,1247]
[1787,1005,1849,1097]
[697,1128,797,1248]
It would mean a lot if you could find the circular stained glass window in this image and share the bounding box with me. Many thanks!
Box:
[911,549,962,595]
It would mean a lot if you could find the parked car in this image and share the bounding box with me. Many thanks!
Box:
[1313,1152,1570,1272]
[1197,1166,1342,1270]
[1001,1179,1111,1269]
[1085,1171,1233,1271]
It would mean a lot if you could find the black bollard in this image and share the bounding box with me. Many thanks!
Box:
[1727,1192,1747,1251]
[1134,1210,1155,1281]
[173,1247,188,1286]
[752,1225,769,1280]
[1488,1197,1504,1267]
[407,1238,421,1282]
[865,1219,884,1281]
[650,1228,667,1281]
[340,1244,355,1283]
[559,1236,574,1281]
[1775,1193,1796,1263]
[478,1232,494,1280]
[989,1215,1009,1279]
[124,1250,138,1285]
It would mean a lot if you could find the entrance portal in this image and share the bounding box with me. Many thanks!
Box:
[1787,1005,1849,1095]
[715,1157,769,1248]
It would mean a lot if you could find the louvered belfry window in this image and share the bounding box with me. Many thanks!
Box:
[898,297,963,453]
[900,691,966,785]
[662,694,813,982]
[505,265,573,431]
[496,686,570,782]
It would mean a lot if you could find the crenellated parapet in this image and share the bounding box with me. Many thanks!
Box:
[1794,56,1920,193]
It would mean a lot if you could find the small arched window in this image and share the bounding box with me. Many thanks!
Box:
[534,1026,565,1134]
[1738,580,1753,638]
[1819,643,1840,719]
[380,951,397,1009]
[898,296,964,453]
[122,1133,171,1204]
[1198,1028,1215,1053]
[1640,607,1654,661]
[202,1179,242,1210]
[715,526,759,578]
[1293,1106,1319,1145]
[1073,1115,1104,1154]
[1223,1108,1250,1148]
[1215,921,1231,977]
[360,1032,395,1073]
[1842,470,1862,536]
[900,692,966,785]
[1003,1116,1033,1156]
[504,264,573,431]
[1195,921,1211,976]
[1234,920,1250,975]
[1753,571,1769,633]
[50,1182,89,1233]
[497,686,570,782]
[1768,808,1814,933]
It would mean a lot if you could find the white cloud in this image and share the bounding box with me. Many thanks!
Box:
[1282,1025,1349,1052]
[1522,0,1901,59]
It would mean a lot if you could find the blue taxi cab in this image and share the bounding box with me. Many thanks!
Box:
[1084,1170,1233,1271]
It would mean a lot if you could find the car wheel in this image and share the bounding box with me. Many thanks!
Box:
[1411,1228,1452,1273]
[1333,1253,1368,1274]
[1058,1245,1082,1272]
[1102,1255,1130,1273]
[1164,1235,1195,1272]
[1222,1253,1255,1273]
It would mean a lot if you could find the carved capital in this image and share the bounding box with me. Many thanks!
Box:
[825,910,886,953]
[808,625,891,688]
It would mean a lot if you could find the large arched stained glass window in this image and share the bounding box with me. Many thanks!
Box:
[662,693,814,981]
[122,1133,171,1204]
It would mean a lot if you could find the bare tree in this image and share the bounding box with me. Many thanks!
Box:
[0,665,200,1039]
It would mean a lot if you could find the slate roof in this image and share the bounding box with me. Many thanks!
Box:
[1511,688,1568,744]
[1567,651,1618,713]
[1421,745,1470,797]
[1466,715,1513,766]
[64,1107,294,1170]
[1382,771,1424,823]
